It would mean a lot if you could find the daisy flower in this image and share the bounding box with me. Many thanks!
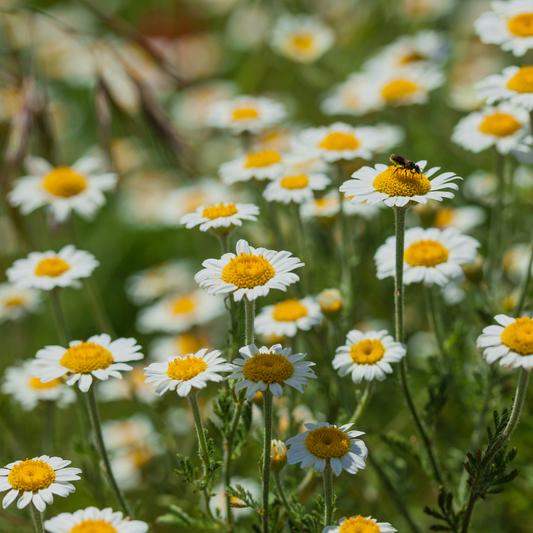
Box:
[8,155,117,222]
[2,361,75,411]
[150,332,210,362]
[33,334,144,393]
[321,73,380,116]
[477,314,533,369]
[180,202,259,232]
[474,0,533,57]
[207,95,286,134]
[228,343,316,399]
[270,14,335,64]
[323,515,397,533]
[300,190,341,221]
[97,364,159,405]
[264,172,330,204]
[452,104,530,154]
[283,152,329,175]
[271,440,288,472]
[333,330,406,383]
[375,227,481,287]
[195,239,303,302]
[318,288,344,320]
[255,297,323,338]
[144,348,231,397]
[219,149,285,184]
[286,422,367,476]
[0,456,81,512]
[0,283,41,323]
[136,290,225,334]
[295,122,383,163]
[477,66,533,110]
[44,507,149,533]
[340,159,461,207]
[6,245,99,291]
[433,206,486,231]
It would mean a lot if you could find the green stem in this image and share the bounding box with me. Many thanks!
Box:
[188,390,211,471]
[86,386,132,517]
[30,503,44,533]
[83,278,116,337]
[49,289,69,345]
[244,297,255,345]
[323,464,334,527]
[488,150,505,285]
[42,401,55,454]
[349,381,374,424]
[424,285,447,360]
[274,471,294,516]
[262,391,273,533]
[217,233,232,255]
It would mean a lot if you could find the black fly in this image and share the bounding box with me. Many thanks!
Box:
[390,154,421,176]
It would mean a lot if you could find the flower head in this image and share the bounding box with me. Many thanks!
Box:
[323,515,397,533]
[219,150,285,184]
[477,65,533,110]
[0,456,81,511]
[286,422,367,476]
[195,239,303,302]
[321,73,379,117]
[271,440,288,473]
[33,334,144,393]
[264,172,331,204]
[180,202,259,232]
[318,288,344,320]
[0,283,41,323]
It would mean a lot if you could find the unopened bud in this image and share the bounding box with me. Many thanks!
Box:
[318,288,344,320]
[270,439,287,473]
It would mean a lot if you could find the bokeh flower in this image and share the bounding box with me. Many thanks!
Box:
[0,283,41,323]
[181,202,259,232]
[323,515,397,533]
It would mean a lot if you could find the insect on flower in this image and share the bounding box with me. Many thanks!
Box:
[389,153,422,176]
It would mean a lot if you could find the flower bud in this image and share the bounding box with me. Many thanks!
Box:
[270,439,287,473]
[318,288,344,320]
[462,254,484,284]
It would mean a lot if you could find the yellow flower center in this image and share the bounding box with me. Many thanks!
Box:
[350,339,385,364]
[292,34,313,49]
[501,317,533,355]
[5,297,24,307]
[176,333,207,355]
[242,352,294,384]
[373,165,431,197]
[272,299,308,322]
[506,66,533,93]
[167,355,208,381]
[305,426,351,459]
[29,376,61,390]
[478,113,521,137]
[70,520,118,533]
[232,108,259,120]
[404,240,449,267]
[244,150,282,168]
[339,516,380,533]
[202,203,238,219]
[34,257,70,277]
[319,132,360,151]
[42,166,87,198]
[508,13,533,37]
[400,52,425,64]
[221,253,275,288]
[8,459,56,492]
[381,79,418,101]
[60,342,114,374]
[185,191,209,214]
[171,296,195,315]
[434,207,454,227]
[280,174,310,189]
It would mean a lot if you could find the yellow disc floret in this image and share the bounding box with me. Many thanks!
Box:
[381,79,418,101]
[221,253,275,288]
[60,342,114,374]
[434,207,454,227]
[242,352,295,384]
[319,132,360,151]
[305,426,351,459]
[42,166,87,198]
[171,296,195,315]
[232,108,259,120]
[167,355,208,381]
[404,240,449,267]
[202,203,238,219]
[478,113,521,137]
[280,175,310,189]
[70,520,118,533]
[339,516,380,533]
[272,299,308,321]
[34,258,70,277]
[5,297,24,307]
[501,317,533,356]
[292,34,313,49]
[29,376,62,390]
[245,150,282,168]
[506,66,533,93]
[350,339,385,365]
[508,13,533,37]
[373,165,431,197]
[177,333,207,355]
[8,459,55,492]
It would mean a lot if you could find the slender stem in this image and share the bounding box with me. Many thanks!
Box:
[244,297,255,345]
[274,471,294,516]
[424,285,447,360]
[86,385,132,517]
[262,391,273,533]
[49,289,69,345]
[42,401,55,454]
[349,381,374,424]
[30,503,44,533]
[461,492,477,533]
[83,278,116,337]
[323,464,334,527]
[188,391,211,471]
[514,231,533,317]
[217,232,231,255]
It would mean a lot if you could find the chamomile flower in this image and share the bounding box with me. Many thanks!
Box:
[195,239,303,302]
[33,334,144,393]
[286,422,367,476]
[433,206,486,231]
[144,348,231,397]
[255,297,323,338]
[208,96,286,133]
[475,0,533,57]
[150,333,210,362]
[0,456,81,511]
[97,365,159,405]
[323,515,397,533]
[333,330,406,383]
[136,290,225,334]
[477,314,533,369]
[284,153,329,175]
[44,507,149,533]
[228,343,316,399]
[264,172,330,204]
[318,288,344,320]
[270,14,335,64]
[6,245,98,291]
[295,122,383,163]
[180,202,259,232]
[300,190,341,221]
[477,66,533,110]
[321,73,379,116]
[0,283,41,323]
[219,149,285,183]
[375,227,480,287]
[2,361,75,411]
[8,155,117,222]
[340,160,461,207]
[452,104,530,154]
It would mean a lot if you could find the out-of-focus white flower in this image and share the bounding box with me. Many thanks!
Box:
[181,202,259,232]
[284,153,329,175]
[219,149,285,184]
[321,73,380,116]
[0,283,41,323]
[432,206,486,231]
[300,190,341,221]
[264,172,330,204]
[477,65,533,110]
[97,364,159,405]
[226,4,271,50]
[401,0,456,20]
[150,333,211,362]
[463,170,497,205]
[503,243,533,282]
[210,477,261,519]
